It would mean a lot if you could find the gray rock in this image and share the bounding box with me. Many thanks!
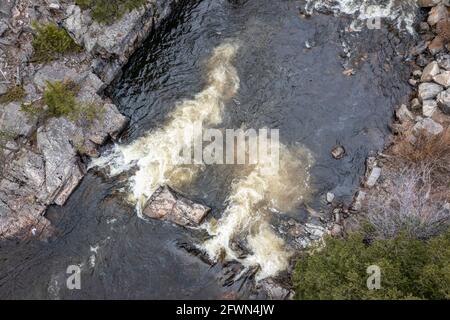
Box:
[326,192,335,203]
[331,145,345,159]
[33,62,79,90]
[0,19,8,36]
[418,82,443,101]
[396,104,414,123]
[421,61,440,82]
[64,4,151,56]
[437,88,450,114]
[87,103,128,145]
[0,83,8,96]
[36,118,84,204]
[0,102,34,138]
[352,191,366,211]
[64,3,154,83]
[413,118,444,136]
[411,41,430,56]
[423,99,438,117]
[143,185,210,227]
[437,54,450,70]
[0,0,16,18]
[428,4,448,26]
[76,72,106,104]
[433,71,450,87]
[410,98,421,111]
[418,0,444,7]
[259,278,293,300]
[366,167,381,188]
[2,149,45,196]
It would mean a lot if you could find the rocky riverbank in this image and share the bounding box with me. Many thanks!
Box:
[0,0,175,240]
[342,0,450,236]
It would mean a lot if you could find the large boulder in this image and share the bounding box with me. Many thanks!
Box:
[143,186,211,226]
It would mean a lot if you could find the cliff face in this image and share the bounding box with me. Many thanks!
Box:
[0,0,174,240]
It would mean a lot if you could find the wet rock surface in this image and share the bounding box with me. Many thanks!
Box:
[143,186,211,227]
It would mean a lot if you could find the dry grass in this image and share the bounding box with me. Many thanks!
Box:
[390,128,450,197]
[363,129,450,239]
[366,166,449,240]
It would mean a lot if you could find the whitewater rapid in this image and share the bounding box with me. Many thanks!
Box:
[91,42,315,280]
[306,0,418,34]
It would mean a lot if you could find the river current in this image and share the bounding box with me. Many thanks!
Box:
[0,0,416,299]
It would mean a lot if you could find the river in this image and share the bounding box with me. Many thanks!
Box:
[0,0,416,299]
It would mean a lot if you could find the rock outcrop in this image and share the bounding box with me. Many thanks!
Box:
[143,186,211,227]
[0,0,174,240]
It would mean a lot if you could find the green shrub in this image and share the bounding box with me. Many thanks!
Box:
[76,0,146,24]
[20,101,44,119]
[75,0,92,10]
[293,231,450,300]
[0,86,26,104]
[32,22,81,62]
[78,102,104,122]
[43,80,80,118]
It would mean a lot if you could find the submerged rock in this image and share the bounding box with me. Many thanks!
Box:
[143,186,211,227]
[331,145,345,159]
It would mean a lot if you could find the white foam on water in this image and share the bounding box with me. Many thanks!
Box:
[202,144,314,280]
[306,0,418,34]
[91,41,315,280]
[90,42,241,215]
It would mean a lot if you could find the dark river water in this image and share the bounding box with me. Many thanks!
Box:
[0,0,414,299]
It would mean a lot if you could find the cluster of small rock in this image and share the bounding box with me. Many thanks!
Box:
[399,1,450,136]
[0,0,172,240]
[347,0,450,223]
